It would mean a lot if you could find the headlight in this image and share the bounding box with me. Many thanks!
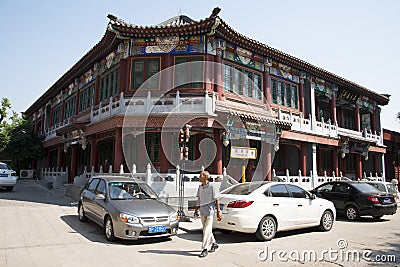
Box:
[120,213,140,224]
[169,212,178,222]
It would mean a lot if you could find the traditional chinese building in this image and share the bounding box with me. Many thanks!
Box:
[25,8,389,182]
[383,129,400,184]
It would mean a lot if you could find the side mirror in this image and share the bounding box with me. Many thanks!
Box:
[309,193,316,200]
[95,193,106,200]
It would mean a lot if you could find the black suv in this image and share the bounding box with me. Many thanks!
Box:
[311,181,397,220]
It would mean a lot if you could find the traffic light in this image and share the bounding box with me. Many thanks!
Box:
[178,125,191,160]
[179,128,185,146]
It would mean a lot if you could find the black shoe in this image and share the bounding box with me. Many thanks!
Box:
[199,249,208,258]
[209,243,219,252]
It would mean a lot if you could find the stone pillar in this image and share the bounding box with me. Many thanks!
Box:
[355,104,361,131]
[355,154,362,180]
[214,55,224,100]
[70,145,78,183]
[213,129,223,175]
[300,142,307,176]
[113,128,123,173]
[90,135,98,172]
[310,83,316,125]
[312,144,317,179]
[332,147,339,176]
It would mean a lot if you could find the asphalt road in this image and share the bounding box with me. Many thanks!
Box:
[0,180,399,267]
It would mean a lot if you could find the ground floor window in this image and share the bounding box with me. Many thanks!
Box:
[98,139,114,172]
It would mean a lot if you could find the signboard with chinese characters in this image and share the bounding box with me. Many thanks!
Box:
[231,146,257,159]
[131,36,204,55]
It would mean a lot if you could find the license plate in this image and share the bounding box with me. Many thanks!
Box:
[0,174,8,177]
[148,225,166,233]
[383,198,392,204]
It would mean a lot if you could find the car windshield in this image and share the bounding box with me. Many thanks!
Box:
[108,182,158,200]
[0,163,11,170]
[223,182,267,195]
[352,183,380,193]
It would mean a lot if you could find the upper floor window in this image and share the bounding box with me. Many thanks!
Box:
[224,63,262,100]
[52,105,62,126]
[132,58,160,89]
[343,109,355,130]
[100,68,119,101]
[174,56,203,89]
[79,84,94,112]
[64,96,76,120]
[271,78,298,109]
[146,132,160,164]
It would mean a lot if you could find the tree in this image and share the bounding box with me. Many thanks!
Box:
[0,98,44,172]
[4,116,44,172]
[0,97,11,125]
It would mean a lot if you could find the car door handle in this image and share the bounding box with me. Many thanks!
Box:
[298,204,303,207]
[273,204,279,206]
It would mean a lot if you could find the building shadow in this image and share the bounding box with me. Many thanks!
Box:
[60,214,173,245]
[0,180,73,207]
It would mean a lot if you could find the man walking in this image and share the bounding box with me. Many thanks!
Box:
[194,170,222,258]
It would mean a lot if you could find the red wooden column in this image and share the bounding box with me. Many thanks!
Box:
[373,153,380,175]
[214,55,224,100]
[159,132,171,173]
[263,143,273,181]
[94,76,101,106]
[57,144,63,169]
[118,58,129,94]
[371,110,377,132]
[355,154,362,180]
[213,129,223,175]
[113,128,123,173]
[330,92,337,124]
[332,147,339,176]
[70,145,78,182]
[300,142,307,176]
[263,68,271,110]
[90,135,98,171]
[299,78,305,113]
[354,104,361,131]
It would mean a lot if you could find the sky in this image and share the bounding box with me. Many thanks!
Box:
[1,0,399,132]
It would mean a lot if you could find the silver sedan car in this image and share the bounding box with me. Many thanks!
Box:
[78,176,179,242]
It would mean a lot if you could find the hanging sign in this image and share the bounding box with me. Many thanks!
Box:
[231,146,257,159]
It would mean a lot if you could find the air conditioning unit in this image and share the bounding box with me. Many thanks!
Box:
[20,170,34,179]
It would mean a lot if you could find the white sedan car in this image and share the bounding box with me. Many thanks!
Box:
[0,162,18,191]
[213,182,336,241]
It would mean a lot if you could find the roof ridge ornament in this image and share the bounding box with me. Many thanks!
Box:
[210,7,221,18]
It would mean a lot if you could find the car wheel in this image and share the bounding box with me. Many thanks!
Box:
[104,216,117,242]
[218,229,233,234]
[345,205,359,221]
[78,202,88,222]
[5,186,14,191]
[256,216,277,241]
[319,210,334,231]
[373,215,383,220]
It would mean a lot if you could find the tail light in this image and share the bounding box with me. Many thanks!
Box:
[367,196,380,204]
[227,200,254,208]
